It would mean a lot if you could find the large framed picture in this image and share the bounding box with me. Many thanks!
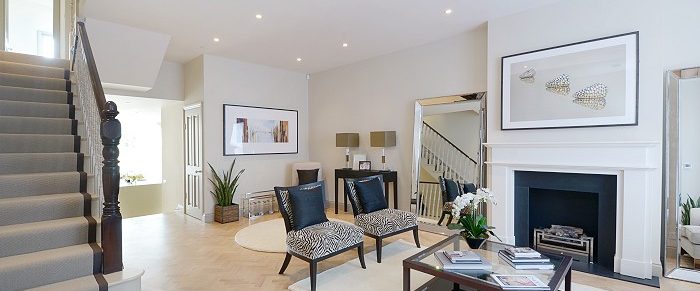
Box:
[501,32,638,130]
[223,104,298,155]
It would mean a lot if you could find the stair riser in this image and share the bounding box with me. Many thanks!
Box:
[0,172,84,199]
[0,101,72,118]
[0,117,75,135]
[0,219,93,258]
[0,154,81,175]
[0,245,99,290]
[0,134,79,154]
[0,85,70,104]
[0,194,90,226]
[0,73,69,91]
[0,51,70,69]
[0,61,67,79]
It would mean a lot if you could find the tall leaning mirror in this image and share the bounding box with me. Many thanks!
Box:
[664,67,700,283]
[410,93,486,233]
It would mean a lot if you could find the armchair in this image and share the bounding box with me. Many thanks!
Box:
[274,181,366,291]
[344,175,419,263]
[437,177,476,226]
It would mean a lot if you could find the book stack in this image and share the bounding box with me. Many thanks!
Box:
[434,250,492,270]
[498,247,554,270]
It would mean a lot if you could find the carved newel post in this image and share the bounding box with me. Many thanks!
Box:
[101,101,123,274]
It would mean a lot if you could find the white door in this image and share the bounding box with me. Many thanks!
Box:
[184,103,204,220]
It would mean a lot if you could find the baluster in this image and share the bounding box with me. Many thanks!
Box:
[101,101,123,274]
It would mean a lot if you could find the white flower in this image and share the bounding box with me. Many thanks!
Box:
[451,188,497,217]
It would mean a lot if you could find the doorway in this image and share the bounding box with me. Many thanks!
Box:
[3,0,59,57]
[184,103,204,220]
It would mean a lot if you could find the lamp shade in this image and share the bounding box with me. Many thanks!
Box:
[370,131,396,147]
[336,133,359,147]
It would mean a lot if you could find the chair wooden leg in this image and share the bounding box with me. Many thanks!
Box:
[437,212,447,226]
[445,214,454,226]
[376,237,383,263]
[358,243,366,269]
[279,253,292,274]
[310,261,318,291]
[412,226,421,248]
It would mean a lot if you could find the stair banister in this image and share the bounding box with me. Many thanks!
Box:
[71,20,123,274]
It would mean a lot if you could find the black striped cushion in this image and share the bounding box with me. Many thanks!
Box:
[355,209,417,236]
[286,221,364,259]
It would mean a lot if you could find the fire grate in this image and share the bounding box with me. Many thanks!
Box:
[533,225,594,263]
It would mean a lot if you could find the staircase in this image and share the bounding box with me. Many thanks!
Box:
[0,22,142,290]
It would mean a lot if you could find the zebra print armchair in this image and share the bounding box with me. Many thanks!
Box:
[344,175,420,263]
[274,181,366,291]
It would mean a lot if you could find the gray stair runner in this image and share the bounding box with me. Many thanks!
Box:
[0,51,105,290]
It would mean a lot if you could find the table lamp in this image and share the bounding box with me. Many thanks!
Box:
[336,133,359,169]
[370,131,396,170]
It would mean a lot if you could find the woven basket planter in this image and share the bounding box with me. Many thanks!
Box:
[214,204,239,224]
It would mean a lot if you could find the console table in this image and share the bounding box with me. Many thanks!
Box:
[334,169,398,214]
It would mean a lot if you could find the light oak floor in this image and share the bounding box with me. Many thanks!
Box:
[123,211,700,291]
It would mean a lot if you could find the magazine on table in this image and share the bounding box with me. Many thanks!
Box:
[442,250,482,264]
[498,252,555,270]
[504,247,541,258]
[434,251,492,270]
[490,274,550,290]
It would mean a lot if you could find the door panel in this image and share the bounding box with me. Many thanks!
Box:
[184,104,203,220]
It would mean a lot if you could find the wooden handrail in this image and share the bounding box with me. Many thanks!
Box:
[71,21,123,275]
[73,21,107,119]
[422,121,477,164]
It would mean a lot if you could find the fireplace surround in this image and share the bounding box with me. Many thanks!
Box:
[485,142,662,280]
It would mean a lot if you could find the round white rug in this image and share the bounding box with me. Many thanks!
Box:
[235,218,344,253]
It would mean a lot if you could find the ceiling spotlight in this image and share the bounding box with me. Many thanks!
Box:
[342,43,349,47]
[255,14,263,19]
[445,9,452,15]
[296,58,302,62]
[213,37,220,42]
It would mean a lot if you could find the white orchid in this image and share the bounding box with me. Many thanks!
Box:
[451,188,496,217]
[447,187,501,242]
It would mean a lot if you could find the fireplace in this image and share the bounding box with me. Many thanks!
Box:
[513,171,617,271]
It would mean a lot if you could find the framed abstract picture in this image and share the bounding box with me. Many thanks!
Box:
[223,104,298,155]
[501,32,638,130]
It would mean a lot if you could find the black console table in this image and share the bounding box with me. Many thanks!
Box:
[334,169,398,214]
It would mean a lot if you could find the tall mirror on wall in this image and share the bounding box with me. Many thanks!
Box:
[410,93,486,233]
[664,67,700,283]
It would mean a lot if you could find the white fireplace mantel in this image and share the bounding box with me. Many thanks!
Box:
[484,141,662,279]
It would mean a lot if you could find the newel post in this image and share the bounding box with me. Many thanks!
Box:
[101,101,123,274]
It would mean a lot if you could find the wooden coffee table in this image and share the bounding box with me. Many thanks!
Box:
[403,234,573,291]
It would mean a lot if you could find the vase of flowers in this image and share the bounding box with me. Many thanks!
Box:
[447,188,501,249]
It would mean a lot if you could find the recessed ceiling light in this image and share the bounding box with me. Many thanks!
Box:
[445,9,452,15]
[342,43,349,47]
[255,14,263,19]
[213,37,220,42]
[296,58,302,62]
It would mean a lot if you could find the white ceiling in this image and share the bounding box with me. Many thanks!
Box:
[83,0,558,73]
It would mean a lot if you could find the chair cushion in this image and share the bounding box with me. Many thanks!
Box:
[684,225,700,245]
[463,183,477,194]
[353,176,388,213]
[355,208,418,236]
[443,202,453,212]
[444,179,461,202]
[691,208,700,226]
[286,221,364,259]
[297,169,319,185]
[289,184,328,231]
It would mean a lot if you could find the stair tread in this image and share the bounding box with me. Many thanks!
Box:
[0,217,94,258]
[0,99,71,118]
[0,244,98,290]
[0,192,93,204]
[0,51,70,69]
[26,273,101,291]
[0,243,96,265]
[0,60,67,79]
[0,192,94,227]
[0,216,91,233]
[0,84,69,104]
[0,72,69,91]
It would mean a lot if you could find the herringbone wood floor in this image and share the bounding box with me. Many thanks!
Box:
[123,211,699,291]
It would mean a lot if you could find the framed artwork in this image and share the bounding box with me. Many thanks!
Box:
[359,161,372,171]
[501,32,638,130]
[223,104,298,155]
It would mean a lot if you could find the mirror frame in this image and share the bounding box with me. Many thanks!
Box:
[663,66,700,282]
[410,92,487,227]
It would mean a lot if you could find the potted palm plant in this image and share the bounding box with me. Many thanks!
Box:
[447,188,501,249]
[208,159,245,223]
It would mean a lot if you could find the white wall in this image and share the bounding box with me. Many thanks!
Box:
[105,61,185,101]
[86,17,170,91]
[309,26,487,209]
[201,55,309,218]
[486,0,700,276]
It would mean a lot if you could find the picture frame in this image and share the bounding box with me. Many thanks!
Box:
[358,161,372,171]
[223,104,298,156]
[501,32,639,130]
